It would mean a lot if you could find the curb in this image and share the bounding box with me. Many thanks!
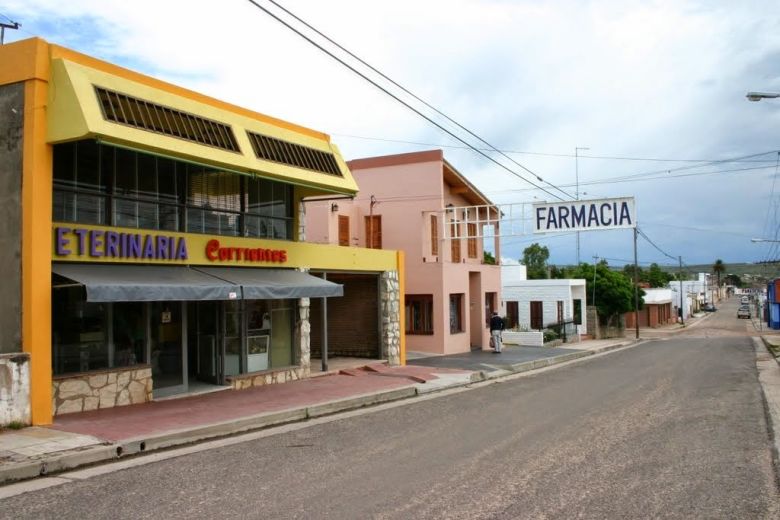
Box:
[0,340,640,486]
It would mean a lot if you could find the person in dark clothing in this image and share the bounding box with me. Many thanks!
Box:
[489,311,505,353]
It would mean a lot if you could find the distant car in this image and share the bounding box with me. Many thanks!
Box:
[737,305,751,319]
[741,296,750,304]
[703,303,717,312]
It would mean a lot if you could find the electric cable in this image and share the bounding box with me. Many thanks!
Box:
[243,0,571,201]
[260,0,575,201]
[334,133,779,164]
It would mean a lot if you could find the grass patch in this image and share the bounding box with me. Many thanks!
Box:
[1,421,25,431]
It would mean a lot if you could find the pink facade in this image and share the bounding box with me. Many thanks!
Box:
[305,150,501,355]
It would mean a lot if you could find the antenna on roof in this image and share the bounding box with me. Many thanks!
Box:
[0,20,20,45]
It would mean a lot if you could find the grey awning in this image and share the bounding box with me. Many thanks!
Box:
[196,267,343,299]
[52,263,241,302]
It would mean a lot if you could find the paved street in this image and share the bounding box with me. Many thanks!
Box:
[2,297,778,519]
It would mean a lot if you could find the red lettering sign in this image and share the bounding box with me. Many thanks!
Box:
[205,239,288,264]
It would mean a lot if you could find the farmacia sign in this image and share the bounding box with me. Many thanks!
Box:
[533,197,636,233]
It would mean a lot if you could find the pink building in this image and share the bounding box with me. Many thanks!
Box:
[305,150,502,355]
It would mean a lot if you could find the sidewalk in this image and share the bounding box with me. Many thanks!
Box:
[0,335,641,485]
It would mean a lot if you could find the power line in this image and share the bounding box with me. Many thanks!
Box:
[335,133,779,164]
[490,161,777,195]
[637,227,677,261]
[640,222,758,239]
[244,0,572,201]
[262,0,575,201]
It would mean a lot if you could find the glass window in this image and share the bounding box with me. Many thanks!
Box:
[485,292,496,327]
[406,295,433,334]
[449,294,463,333]
[53,143,76,188]
[136,153,157,199]
[52,287,149,375]
[114,147,137,196]
[76,140,105,192]
[52,140,294,238]
[52,286,109,375]
[113,302,147,366]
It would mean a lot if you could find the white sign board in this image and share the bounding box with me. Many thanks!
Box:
[533,197,636,233]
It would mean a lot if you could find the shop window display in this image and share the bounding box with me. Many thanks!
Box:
[52,286,149,376]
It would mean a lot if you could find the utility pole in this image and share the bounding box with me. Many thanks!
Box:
[0,20,21,44]
[574,147,589,264]
[678,256,685,326]
[592,255,598,306]
[633,228,640,339]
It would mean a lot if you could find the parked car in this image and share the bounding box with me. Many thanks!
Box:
[703,303,717,312]
[737,305,751,319]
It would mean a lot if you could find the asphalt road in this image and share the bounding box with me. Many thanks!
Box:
[3,297,778,519]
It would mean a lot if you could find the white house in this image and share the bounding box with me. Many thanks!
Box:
[668,277,710,319]
[500,261,587,339]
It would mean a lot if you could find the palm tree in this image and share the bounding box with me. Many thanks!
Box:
[712,259,726,299]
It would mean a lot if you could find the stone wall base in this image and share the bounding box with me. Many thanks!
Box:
[52,366,153,416]
[227,366,308,390]
[0,353,30,426]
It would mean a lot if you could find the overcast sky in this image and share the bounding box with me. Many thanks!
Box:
[4,0,780,269]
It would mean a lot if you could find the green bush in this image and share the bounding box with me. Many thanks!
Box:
[543,329,559,343]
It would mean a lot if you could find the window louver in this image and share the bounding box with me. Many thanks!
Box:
[95,87,240,153]
[246,131,342,177]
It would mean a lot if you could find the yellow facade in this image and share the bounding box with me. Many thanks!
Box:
[1,38,404,425]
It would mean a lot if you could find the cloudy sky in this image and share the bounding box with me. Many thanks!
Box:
[4,0,780,269]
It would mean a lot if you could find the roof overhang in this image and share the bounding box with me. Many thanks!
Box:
[46,55,358,196]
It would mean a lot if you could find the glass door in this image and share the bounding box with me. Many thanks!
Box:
[223,300,244,377]
[188,301,221,385]
[151,302,185,397]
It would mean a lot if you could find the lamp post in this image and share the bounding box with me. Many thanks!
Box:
[746,91,780,102]
[575,147,589,264]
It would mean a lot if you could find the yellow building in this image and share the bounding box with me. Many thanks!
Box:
[0,38,404,426]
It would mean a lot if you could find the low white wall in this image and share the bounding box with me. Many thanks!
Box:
[503,331,544,347]
[0,353,30,426]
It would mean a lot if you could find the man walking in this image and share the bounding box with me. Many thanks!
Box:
[490,311,505,353]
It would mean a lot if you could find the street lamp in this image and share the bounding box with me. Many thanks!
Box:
[746,91,780,102]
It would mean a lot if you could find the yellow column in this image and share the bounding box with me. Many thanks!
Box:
[397,250,406,365]
[22,77,53,425]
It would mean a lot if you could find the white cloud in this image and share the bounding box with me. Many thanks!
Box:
[4,0,780,265]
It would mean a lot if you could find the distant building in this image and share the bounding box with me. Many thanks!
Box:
[500,261,587,337]
[624,288,675,328]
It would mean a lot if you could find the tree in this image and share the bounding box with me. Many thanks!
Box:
[549,265,568,279]
[483,251,496,265]
[623,264,644,282]
[646,263,674,288]
[570,260,644,327]
[712,259,726,289]
[522,243,550,279]
[724,273,742,287]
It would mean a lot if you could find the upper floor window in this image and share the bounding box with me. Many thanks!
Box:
[365,215,382,249]
[53,141,293,239]
[430,215,438,256]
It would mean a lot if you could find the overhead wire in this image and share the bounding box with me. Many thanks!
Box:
[759,152,780,264]
[637,227,677,261]
[261,0,575,201]
[244,0,572,202]
[334,133,779,164]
